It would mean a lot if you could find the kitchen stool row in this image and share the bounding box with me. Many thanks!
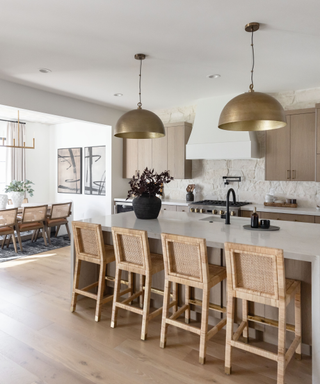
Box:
[71,221,302,384]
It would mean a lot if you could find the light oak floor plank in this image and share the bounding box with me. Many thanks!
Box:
[0,246,311,384]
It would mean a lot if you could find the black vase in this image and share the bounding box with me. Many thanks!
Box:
[132,194,162,219]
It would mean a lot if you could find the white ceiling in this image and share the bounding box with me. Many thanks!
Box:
[1,0,320,113]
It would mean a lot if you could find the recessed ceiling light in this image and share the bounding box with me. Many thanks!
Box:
[114,93,123,97]
[207,74,221,79]
[39,68,52,73]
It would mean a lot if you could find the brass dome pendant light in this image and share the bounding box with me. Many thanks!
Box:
[218,22,286,132]
[114,54,165,139]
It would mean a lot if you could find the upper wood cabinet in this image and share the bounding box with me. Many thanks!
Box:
[265,108,316,181]
[123,122,192,179]
[167,122,192,179]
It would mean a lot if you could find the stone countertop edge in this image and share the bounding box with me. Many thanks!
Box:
[114,197,190,206]
[241,204,320,216]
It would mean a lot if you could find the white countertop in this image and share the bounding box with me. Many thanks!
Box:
[242,203,320,216]
[83,211,320,262]
[114,197,190,206]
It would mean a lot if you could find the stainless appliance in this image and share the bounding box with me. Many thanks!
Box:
[114,201,134,214]
[189,200,251,217]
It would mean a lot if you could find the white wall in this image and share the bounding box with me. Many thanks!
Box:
[25,123,51,203]
[50,121,117,220]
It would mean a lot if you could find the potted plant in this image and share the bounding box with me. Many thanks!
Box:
[5,180,34,208]
[127,168,173,219]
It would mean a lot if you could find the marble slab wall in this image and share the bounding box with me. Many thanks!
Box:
[155,88,320,207]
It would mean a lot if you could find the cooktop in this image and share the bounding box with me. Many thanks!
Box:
[190,200,251,207]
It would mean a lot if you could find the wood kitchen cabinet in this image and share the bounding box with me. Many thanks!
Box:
[123,138,152,178]
[257,211,314,223]
[265,108,316,181]
[167,122,192,179]
[123,122,192,179]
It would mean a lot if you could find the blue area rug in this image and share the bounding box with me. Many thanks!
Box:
[0,235,70,262]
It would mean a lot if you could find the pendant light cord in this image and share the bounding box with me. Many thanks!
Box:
[137,59,142,108]
[250,28,255,92]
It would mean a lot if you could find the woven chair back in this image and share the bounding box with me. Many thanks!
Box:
[161,233,209,285]
[50,202,72,219]
[72,221,105,263]
[112,227,150,272]
[22,205,48,223]
[224,243,285,302]
[0,208,18,228]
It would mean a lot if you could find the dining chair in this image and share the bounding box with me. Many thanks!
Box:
[0,208,18,253]
[71,221,117,322]
[111,227,166,340]
[15,205,49,251]
[160,233,227,364]
[224,242,301,384]
[45,202,72,244]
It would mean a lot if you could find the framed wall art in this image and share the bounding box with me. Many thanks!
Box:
[84,146,106,195]
[57,147,82,194]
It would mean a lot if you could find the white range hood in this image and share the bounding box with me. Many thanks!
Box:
[186,95,260,160]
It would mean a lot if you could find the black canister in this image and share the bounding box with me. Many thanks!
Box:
[186,191,194,202]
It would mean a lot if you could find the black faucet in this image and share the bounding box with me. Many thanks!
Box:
[225,188,236,225]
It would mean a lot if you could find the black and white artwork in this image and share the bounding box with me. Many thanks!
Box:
[57,148,82,194]
[84,146,106,195]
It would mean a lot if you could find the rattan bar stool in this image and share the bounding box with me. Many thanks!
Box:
[111,227,167,341]
[160,233,227,364]
[71,221,122,322]
[224,242,301,384]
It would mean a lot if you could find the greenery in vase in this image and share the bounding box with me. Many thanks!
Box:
[5,180,34,197]
[127,168,173,198]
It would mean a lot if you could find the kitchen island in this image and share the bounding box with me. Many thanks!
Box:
[73,210,319,383]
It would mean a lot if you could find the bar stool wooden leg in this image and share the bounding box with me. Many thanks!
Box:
[295,283,302,360]
[225,295,234,375]
[173,282,178,313]
[95,263,107,322]
[199,287,209,364]
[242,299,249,343]
[111,267,121,328]
[185,285,190,324]
[128,272,134,305]
[71,259,82,312]
[141,274,152,341]
[277,303,286,384]
[160,279,170,348]
[139,274,145,308]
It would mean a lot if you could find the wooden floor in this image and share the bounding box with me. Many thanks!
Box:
[0,246,312,384]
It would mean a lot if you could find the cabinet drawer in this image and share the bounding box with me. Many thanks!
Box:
[258,211,314,223]
[315,216,320,224]
[161,204,177,212]
[176,205,188,212]
[240,210,252,218]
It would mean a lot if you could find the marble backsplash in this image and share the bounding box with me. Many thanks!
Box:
[156,87,320,208]
[164,158,320,207]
